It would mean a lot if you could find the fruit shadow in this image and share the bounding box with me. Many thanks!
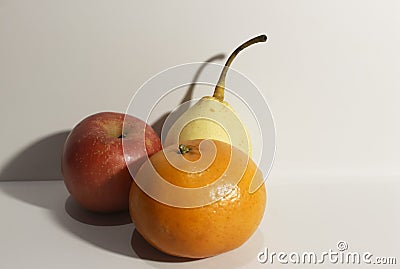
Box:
[61,165,197,262]
[0,178,266,265]
[0,178,135,258]
[59,195,137,257]
[151,53,225,139]
[131,228,265,268]
[131,229,197,262]
[0,131,70,181]
[63,196,201,262]
[0,155,197,261]
[55,166,135,258]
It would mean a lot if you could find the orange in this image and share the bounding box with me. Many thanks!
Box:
[129,139,266,258]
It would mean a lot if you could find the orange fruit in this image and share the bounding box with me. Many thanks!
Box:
[129,139,266,258]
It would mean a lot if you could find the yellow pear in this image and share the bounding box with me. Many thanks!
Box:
[165,35,267,155]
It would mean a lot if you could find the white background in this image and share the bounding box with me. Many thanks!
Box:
[0,1,399,268]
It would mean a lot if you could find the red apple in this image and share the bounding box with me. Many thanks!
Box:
[61,112,162,213]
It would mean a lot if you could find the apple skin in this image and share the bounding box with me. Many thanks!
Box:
[61,112,162,213]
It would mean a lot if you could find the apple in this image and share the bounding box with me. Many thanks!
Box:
[61,112,162,213]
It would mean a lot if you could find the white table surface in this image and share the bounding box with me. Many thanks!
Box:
[1,177,398,269]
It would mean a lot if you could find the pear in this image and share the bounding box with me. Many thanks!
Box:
[165,35,267,155]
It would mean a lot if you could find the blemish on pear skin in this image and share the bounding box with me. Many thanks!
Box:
[209,108,215,112]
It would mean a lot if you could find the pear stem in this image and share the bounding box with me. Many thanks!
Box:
[213,34,267,101]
